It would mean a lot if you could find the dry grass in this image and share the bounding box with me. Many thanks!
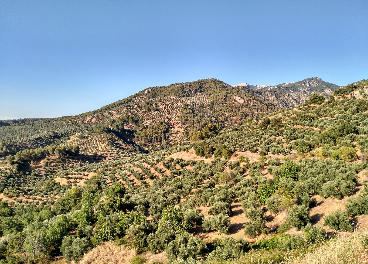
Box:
[286,231,368,264]
[77,242,167,264]
[79,242,137,264]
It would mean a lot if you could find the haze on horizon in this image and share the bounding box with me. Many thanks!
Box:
[1,0,367,120]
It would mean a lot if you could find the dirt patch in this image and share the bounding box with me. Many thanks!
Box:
[54,177,68,186]
[169,148,213,163]
[235,151,261,163]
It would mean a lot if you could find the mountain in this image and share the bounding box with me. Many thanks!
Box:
[0,78,368,263]
[0,78,339,156]
[234,77,340,108]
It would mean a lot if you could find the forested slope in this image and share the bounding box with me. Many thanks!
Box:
[0,79,367,264]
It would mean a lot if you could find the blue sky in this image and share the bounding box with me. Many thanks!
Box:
[1,0,367,119]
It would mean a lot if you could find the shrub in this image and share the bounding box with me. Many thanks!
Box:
[303,223,326,243]
[243,208,269,238]
[130,255,146,264]
[158,206,190,233]
[207,237,249,262]
[202,214,230,234]
[321,179,355,199]
[306,93,325,105]
[147,228,176,253]
[266,195,282,214]
[0,201,12,217]
[323,210,352,231]
[257,184,277,205]
[345,193,368,216]
[183,208,203,230]
[61,236,92,262]
[208,202,231,216]
[251,234,305,251]
[278,222,291,233]
[279,161,298,180]
[287,205,310,230]
[165,232,206,260]
[331,147,357,162]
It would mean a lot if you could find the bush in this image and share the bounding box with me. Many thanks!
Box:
[147,228,176,253]
[306,93,325,105]
[321,179,355,199]
[278,222,291,233]
[207,237,249,262]
[165,232,206,260]
[251,234,305,251]
[61,236,92,262]
[323,210,352,231]
[208,202,231,216]
[303,223,326,243]
[158,206,190,233]
[202,214,230,234]
[279,161,298,180]
[345,193,368,216]
[243,208,269,238]
[183,208,203,231]
[130,255,146,264]
[266,195,282,214]
[258,184,277,205]
[331,147,357,162]
[287,205,310,230]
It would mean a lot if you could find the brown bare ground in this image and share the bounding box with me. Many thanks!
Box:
[54,177,68,186]
[169,148,214,163]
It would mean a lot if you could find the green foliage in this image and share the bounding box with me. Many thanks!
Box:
[243,208,269,238]
[324,210,352,231]
[305,93,325,105]
[190,123,220,141]
[334,79,368,96]
[52,187,83,215]
[136,120,169,144]
[202,213,230,234]
[193,142,215,158]
[208,201,231,216]
[61,236,92,262]
[147,228,176,253]
[266,195,282,214]
[182,208,203,231]
[345,188,368,216]
[287,205,310,230]
[321,178,355,199]
[331,147,357,162]
[166,232,206,260]
[130,255,146,264]
[214,145,233,160]
[279,161,298,180]
[259,118,271,129]
[94,211,146,243]
[207,237,249,262]
[251,234,305,251]
[0,202,12,217]
[257,183,277,205]
[303,223,326,243]
[158,206,189,234]
[294,140,313,155]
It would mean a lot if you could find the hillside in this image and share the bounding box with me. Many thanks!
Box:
[0,78,367,263]
[0,78,338,157]
[235,77,340,109]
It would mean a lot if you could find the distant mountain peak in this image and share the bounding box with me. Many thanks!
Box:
[234,77,339,93]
